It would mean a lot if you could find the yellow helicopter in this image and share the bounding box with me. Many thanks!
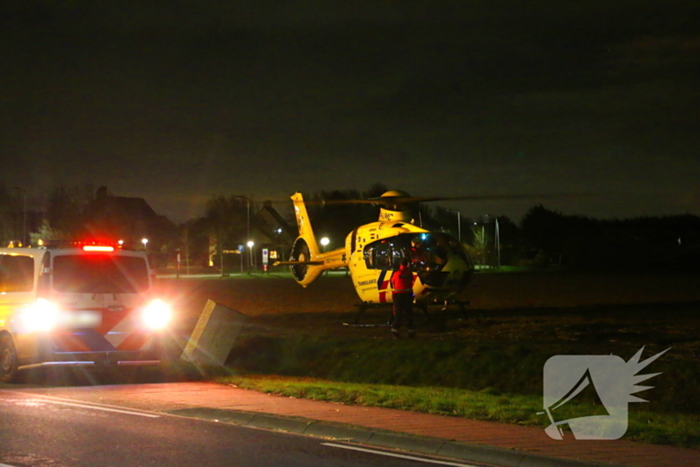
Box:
[276,191,474,318]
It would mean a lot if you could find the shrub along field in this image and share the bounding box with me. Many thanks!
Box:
[157,271,700,448]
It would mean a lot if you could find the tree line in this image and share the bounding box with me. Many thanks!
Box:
[520,205,700,271]
[2,181,699,272]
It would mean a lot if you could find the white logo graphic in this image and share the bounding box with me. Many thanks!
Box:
[542,347,669,440]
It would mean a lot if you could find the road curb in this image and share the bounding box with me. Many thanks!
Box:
[166,407,620,467]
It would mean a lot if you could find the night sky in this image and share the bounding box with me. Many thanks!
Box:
[2,1,699,223]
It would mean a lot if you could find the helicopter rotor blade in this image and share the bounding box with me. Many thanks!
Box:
[307,193,597,207]
[260,191,599,209]
[389,193,597,203]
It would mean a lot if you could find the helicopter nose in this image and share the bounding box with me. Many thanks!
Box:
[417,270,449,288]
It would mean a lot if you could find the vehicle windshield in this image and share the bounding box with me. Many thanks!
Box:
[52,254,149,293]
[363,232,469,271]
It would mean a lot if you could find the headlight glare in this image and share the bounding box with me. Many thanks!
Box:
[21,299,60,332]
[142,299,172,330]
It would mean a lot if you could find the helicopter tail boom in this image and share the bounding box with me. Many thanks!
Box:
[274,260,324,266]
[288,192,347,287]
[291,192,320,257]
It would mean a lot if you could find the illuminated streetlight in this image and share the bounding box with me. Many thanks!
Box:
[142,238,149,253]
[320,237,329,251]
[247,240,254,271]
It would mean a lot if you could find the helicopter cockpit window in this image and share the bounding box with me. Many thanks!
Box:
[407,234,445,272]
[406,232,469,272]
[363,240,404,270]
[363,232,468,272]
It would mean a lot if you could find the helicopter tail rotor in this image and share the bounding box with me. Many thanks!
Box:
[278,192,327,286]
[285,237,324,285]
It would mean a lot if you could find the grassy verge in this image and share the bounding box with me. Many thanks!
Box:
[218,375,700,448]
[219,302,700,449]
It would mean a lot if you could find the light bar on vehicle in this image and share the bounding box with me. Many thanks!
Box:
[82,245,115,252]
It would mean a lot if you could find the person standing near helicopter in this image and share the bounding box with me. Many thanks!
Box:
[390,257,415,338]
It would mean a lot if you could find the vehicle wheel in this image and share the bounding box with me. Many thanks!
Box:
[0,335,19,383]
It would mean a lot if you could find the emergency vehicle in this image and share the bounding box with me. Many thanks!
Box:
[0,243,172,382]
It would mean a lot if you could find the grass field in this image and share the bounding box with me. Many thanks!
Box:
[155,271,700,448]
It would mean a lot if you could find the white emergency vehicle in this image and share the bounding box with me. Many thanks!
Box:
[0,244,172,382]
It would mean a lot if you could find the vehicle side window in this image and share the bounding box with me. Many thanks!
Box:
[0,255,34,293]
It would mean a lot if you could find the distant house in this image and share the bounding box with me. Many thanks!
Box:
[205,200,296,271]
[84,187,174,251]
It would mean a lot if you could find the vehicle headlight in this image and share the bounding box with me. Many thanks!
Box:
[142,299,172,330]
[21,299,60,332]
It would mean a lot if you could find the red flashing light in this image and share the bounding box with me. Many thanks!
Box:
[82,245,115,252]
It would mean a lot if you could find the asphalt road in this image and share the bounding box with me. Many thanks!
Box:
[0,390,483,467]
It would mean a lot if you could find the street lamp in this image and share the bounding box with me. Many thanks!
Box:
[142,238,149,253]
[447,209,461,242]
[320,237,329,251]
[495,217,501,269]
[13,187,26,247]
[247,240,254,271]
[234,195,251,242]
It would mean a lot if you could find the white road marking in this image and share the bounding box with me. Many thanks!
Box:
[3,391,162,419]
[31,399,160,418]
[322,443,481,467]
[2,393,161,418]
[0,464,17,467]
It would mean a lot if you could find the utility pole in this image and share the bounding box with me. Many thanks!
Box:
[457,210,461,242]
[495,217,501,269]
[14,187,26,246]
[447,209,462,242]
[234,195,250,239]
[185,226,190,275]
[234,195,251,267]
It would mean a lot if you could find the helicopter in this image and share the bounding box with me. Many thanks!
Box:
[276,191,474,319]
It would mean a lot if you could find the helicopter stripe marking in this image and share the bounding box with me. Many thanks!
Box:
[378,279,390,303]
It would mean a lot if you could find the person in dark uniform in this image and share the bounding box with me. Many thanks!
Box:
[390,257,415,338]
